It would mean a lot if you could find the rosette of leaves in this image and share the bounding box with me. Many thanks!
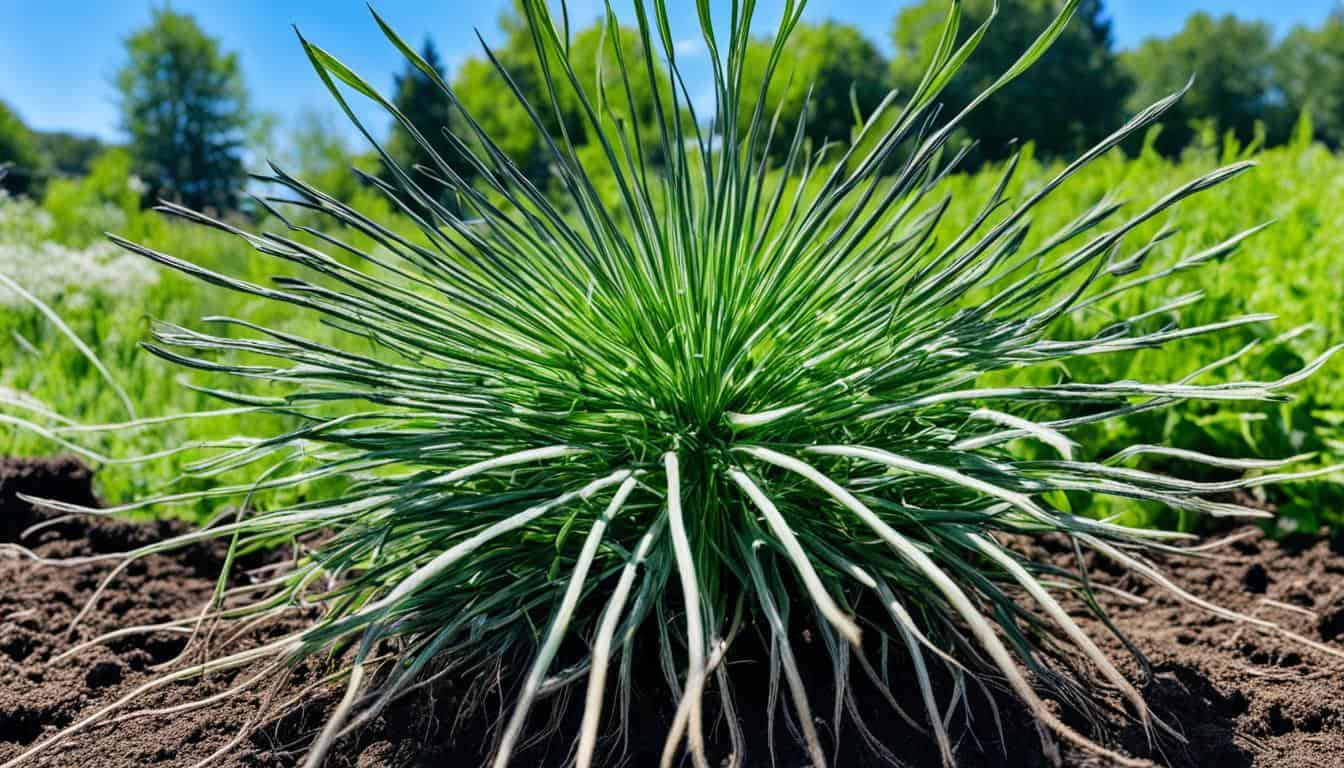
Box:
[5,0,1341,767]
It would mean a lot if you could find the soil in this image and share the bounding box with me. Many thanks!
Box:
[2,454,1343,768]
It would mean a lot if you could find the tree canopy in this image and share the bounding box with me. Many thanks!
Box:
[0,100,42,195]
[33,131,107,178]
[890,0,1132,164]
[1276,10,1344,149]
[1121,13,1286,155]
[739,21,888,160]
[115,7,250,211]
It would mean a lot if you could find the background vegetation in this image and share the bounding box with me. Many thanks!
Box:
[2,0,1343,534]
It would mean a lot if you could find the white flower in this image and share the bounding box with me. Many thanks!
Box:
[0,199,158,308]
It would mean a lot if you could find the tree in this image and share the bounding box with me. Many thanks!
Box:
[386,39,472,197]
[288,109,378,204]
[33,131,107,178]
[0,100,43,195]
[1276,10,1344,148]
[1121,13,1285,156]
[889,0,1132,164]
[450,4,675,188]
[115,7,250,211]
[739,21,888,161]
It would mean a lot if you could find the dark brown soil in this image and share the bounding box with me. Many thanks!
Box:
[2,455,1343,768]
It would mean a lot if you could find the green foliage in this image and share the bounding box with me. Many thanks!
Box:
[451,3,673,187]
[115,7,250,211]
[12,137,1342,531]
[32,131,108,178]
[41,149,143,243]
[739,21,888,160]
[286,109,381,204]
[1276,12,1344,149]
[930,134,1344,533]
[0,100,43,196]
[890,0,1132,163]
[1121,13,1289,156]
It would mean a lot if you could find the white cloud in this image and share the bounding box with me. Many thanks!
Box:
[673,37,704,57]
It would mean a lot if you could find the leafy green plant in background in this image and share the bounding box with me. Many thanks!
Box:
[3,1,1344,767]
[925,118,1344,534]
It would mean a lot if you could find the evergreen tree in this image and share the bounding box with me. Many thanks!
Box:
[115,8,249,211]
[387,39,471,198]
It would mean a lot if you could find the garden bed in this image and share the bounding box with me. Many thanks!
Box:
[2,455,1342,767]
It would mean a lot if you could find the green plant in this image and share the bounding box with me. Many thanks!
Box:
[4,1,1343,767]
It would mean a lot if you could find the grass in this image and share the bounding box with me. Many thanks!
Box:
[2,1,1344,765]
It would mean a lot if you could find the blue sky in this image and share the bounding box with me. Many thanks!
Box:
[2,0,1339,147]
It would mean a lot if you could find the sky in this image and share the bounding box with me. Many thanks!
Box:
[2,0,1340,148]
